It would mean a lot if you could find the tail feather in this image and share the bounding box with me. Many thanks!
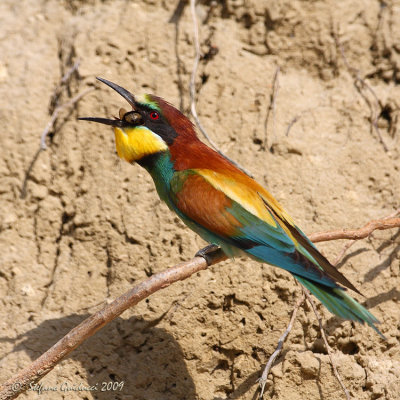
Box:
[294,275,384,338]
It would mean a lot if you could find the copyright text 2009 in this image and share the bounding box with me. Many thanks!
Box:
[25,381,124,395]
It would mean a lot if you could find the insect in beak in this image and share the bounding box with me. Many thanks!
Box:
[78,77,139,127]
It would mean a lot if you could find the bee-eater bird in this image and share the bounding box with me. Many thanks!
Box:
[80,77,381,335]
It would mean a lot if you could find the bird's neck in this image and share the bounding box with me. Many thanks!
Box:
[137,151,175,203]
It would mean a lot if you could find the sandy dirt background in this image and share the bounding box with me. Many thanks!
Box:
[0,0,399,399]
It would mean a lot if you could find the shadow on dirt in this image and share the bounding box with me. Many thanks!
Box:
[1,314,196,400]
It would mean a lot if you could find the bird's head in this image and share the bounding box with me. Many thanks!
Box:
[80,77,195,163]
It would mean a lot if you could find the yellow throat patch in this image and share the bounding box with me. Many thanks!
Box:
[113,126,168,163]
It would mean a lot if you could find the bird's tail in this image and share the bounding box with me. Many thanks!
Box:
[294,275,384,338]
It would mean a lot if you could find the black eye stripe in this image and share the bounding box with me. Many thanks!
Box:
[144,120,177,145]
[133,105,178,145]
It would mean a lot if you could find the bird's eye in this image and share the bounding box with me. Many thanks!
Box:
[150,111,160,120]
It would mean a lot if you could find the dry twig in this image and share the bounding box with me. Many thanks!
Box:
[332,208,400,265]
[334,34,388,152]
[333,240,357,266]
[285,114,301,137]
[60,60,80,86]
[303,289,351,400]
[40,87,94,150]
[1,212,399,399]
[258,292,305,398]
[309,214,400,243]
[50,60,80,108]
[20,62,93,198]
[189,0,253,177]
[285,106,321,137]
[263,66,280,150]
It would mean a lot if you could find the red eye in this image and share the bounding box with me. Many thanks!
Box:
[150,111,159,120]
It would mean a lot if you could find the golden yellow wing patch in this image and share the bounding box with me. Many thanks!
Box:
[195,169,280,227]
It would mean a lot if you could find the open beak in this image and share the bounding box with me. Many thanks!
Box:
[78,77,137,127]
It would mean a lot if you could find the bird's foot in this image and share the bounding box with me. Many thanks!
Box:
[195,244,220,266]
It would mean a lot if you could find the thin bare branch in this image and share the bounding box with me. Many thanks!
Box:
[41,87,94,150]
[285,115,300,137]
[21,70,93,199]
[40,60,83,150]
[285,106,323,137]
[20,148,43,199]
[333,240,357,266]
[334,34,388,152]
[60,60,80,86]
[303,289,351,400]
[331,208,400,265]
[309,215,400,243]
[189,0,253,177]
[258,292,305,398]
[49,60,80,113]
[384,207,400,219]
[263,66,280,150]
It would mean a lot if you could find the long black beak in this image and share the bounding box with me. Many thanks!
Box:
[78,117,127,127]
[96,77,136,108]
[78,77,137,127]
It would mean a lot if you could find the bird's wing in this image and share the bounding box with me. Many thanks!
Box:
[169,168,359,293]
